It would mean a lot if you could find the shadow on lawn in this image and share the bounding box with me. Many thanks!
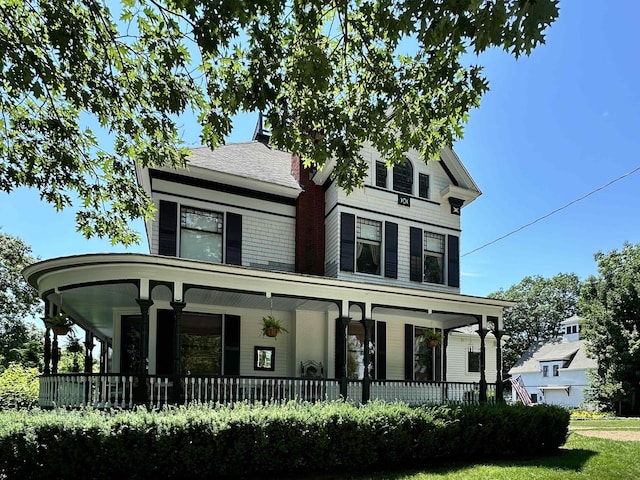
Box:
[274,448,599,480]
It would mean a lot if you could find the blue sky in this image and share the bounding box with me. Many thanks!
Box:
[1,1,639,298]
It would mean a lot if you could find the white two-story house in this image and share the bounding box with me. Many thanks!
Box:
[24,121,514,408]
[509,315,597,407]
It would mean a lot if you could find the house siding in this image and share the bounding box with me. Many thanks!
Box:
[320,145,463,294]
[150,178,296,271]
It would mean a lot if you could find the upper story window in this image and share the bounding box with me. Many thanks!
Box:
[542,365,549,377]
[423,232,445,284]
[356,218,381,275]
[553,365,559,376]
[418,173,430,199]
[393,158,413,194]
[180,206,223,263]
[375,161,387,188]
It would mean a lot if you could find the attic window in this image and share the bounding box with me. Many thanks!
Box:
[393,158,413,194]
[418,173,429,199]
[376,161,387,188]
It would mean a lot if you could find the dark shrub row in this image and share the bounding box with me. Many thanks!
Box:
[0,401,569,479]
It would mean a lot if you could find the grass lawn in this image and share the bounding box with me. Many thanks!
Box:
[303,418,640,480]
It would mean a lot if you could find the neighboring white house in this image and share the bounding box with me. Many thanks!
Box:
[24,118,514,408]
[508,315,597,408]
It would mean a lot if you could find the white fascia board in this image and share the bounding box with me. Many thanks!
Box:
[24,253,516,311]
[440,146,482,194]
[440,184,481,207]
[311,157,336,186]
[155,165,302,199]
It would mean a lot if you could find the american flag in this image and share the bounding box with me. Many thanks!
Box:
[510,375,532,406]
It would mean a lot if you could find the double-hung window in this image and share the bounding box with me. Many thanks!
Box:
[356,218,381,275]
[418,173,430,199]
[553,365,559,376]
[375,161,387,188]
[423,232,445,284]
[180,207,223,263]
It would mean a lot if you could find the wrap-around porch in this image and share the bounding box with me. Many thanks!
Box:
[25,254,512,409]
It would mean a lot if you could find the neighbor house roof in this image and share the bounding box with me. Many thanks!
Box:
[187,142,301,191]
[509,339,597,375]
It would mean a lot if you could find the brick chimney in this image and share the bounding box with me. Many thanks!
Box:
[292,155,325,276]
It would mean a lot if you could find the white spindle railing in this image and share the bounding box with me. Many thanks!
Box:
[38,375,496,409]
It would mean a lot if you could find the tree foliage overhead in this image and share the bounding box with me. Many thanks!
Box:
[0,230,43,369]
[489,273,581,373]
[579,242,640,415]
[1,0,559,245]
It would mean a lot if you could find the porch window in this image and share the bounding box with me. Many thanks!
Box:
[180,313,222,375]
[467,351,480,373]
[424,232,445,284]
[180,206,223,263]
[347,321,375,379]
[356,218,381,275]
[393,157,413,194]
[375,161,387,188]
[414,326,435,381]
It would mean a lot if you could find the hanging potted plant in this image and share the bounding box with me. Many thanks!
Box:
[261,315,289,338]
[66,332,83,353]
[43,313,74,336]
[421,329,442,348]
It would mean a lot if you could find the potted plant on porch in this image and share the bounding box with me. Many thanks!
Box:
[421,329,442,348]
[66,332,83,353]
[43,314,74,336]
[261,315,288,338]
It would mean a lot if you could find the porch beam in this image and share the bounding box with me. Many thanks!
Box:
[476,318,488,404]
[170,300,186,403]
[361,318,374,404]
[488,316,504,403]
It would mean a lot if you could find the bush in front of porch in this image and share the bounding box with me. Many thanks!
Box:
[0,401,569,479]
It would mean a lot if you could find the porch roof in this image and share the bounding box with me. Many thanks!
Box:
[24,253,514,343]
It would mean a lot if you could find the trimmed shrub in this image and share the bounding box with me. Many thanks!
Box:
[0,401,570,479]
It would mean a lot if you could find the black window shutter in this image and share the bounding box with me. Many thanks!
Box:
[225,212,242,265]
[376,321,387,380]
[384,222,398,279]
[223,315,241,375]
[335,317,346,378]
[410,227,422,282]
[340,213,355,272]
[404,324,414,380]
[447,235,460,288]
[158,200,177,256]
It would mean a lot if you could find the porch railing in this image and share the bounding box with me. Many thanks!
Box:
[39,374,496,409]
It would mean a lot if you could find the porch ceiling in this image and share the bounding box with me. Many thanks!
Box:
[27,253,513,342]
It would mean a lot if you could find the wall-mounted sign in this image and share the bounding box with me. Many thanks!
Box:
[398,194,410,207]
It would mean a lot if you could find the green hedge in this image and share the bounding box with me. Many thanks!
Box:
[0,401,569,479]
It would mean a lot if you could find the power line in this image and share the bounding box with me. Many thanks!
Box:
[461,165,640,258]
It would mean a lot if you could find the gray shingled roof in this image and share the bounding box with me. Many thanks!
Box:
[187,142,301,191]
[509,339,597,375]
